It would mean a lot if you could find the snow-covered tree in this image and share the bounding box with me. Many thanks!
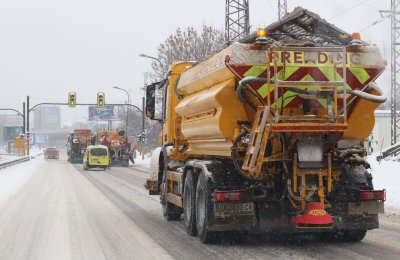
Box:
[144,25,226,84]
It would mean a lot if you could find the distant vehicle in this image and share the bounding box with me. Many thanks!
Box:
[83,145,110,171]
[95,129,131,167]
[44,147,59,160]
[67,129,92,164]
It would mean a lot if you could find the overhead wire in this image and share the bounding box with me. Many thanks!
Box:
[328,0,371,20]
[359,14,391,32]
[350,0,382,10]
[265,0,278,16]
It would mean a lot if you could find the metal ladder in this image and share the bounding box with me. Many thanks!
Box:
[242,106,271,179]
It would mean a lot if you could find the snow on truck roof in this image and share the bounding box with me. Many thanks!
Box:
[240,7,360,46]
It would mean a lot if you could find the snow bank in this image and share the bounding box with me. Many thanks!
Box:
[368,157,400,213]
[0,154,19,162]
[0,158,40,209]
[133,154,151,168]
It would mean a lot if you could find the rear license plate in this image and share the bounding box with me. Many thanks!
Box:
[214,202,254,217]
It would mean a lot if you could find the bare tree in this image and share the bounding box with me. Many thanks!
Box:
[134,25,225,155]
[145,25,226,84]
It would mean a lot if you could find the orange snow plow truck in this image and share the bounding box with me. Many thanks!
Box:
[144,8,386,243]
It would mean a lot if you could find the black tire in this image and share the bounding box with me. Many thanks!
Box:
[345,230,367,242]
[318,229,367,242]
[184,170,197,236]
[160,174,181,221]
[196,172,215,243]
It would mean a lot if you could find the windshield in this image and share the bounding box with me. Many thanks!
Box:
[90,148,107,156]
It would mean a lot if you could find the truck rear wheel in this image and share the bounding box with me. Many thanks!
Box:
[345,230,367,242]
[318,229,367,242]
[196,172,215,243]
[183,170,197,236]
[160,175,181,221]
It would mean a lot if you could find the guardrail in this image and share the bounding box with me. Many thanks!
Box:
[0,156,31,170]
[377,143,400,162]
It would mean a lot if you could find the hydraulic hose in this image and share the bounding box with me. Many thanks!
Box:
[350,82,386,104]
[286,82,386,104]
[236,76,267,105]
[231,129,259,182]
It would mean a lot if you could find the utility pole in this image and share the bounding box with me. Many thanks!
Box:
[142,96,145,159]
[142,96,145,133]
[278,0,288,21]
[381,1,400,146]
[391,0,400,146]
[22,102,26,156]
[22,102,25,135]
[225,0,250,42]
[26,96,30,156]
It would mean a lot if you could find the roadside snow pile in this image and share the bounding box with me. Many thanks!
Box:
[0,154,19,162]
[368,157,400,213]
[0,158,40,209]
[0,146,43,163]
[29,147,44,158]
[134,154,151,168]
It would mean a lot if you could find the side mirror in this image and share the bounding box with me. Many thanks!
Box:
[146,84,156,119]
[145,80,165,122]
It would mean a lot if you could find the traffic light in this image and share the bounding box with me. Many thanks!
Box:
[97,92,105,108]
[68,92,76,108]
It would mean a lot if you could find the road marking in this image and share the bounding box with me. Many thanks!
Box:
[365,235,400,250]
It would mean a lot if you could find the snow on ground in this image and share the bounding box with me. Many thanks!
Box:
[0,157,41,209]
[368,156,400,214]
[130,153,151,168]
[0,154,19,162]
[0,146,44,209]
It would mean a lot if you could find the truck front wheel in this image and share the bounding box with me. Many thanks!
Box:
[195,172,215,243]
[184,170,197,236]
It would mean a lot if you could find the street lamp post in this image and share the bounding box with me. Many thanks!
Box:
[138,53,164,160]
[113,86,130,135]
[139,53,163,67]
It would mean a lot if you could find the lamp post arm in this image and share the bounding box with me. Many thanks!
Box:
[0,108,24,119]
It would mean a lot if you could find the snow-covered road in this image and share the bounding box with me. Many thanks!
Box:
[0,152,399,259]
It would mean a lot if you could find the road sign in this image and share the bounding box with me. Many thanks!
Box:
[13,139,25,148]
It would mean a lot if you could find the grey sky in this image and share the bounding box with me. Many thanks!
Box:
[0,0,391,125]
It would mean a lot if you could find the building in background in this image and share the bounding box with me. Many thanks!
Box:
[32,106,64,147]
[369,110,391,154]
[33,106,61,131]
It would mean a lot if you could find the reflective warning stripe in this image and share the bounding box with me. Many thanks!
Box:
[242,65,372,109]
[244,65,267,78]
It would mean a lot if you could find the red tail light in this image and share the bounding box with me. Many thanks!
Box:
[215,191,244,202]
[360,190,386,201]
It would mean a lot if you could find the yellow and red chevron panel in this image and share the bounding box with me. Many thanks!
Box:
[228,48,385,110]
